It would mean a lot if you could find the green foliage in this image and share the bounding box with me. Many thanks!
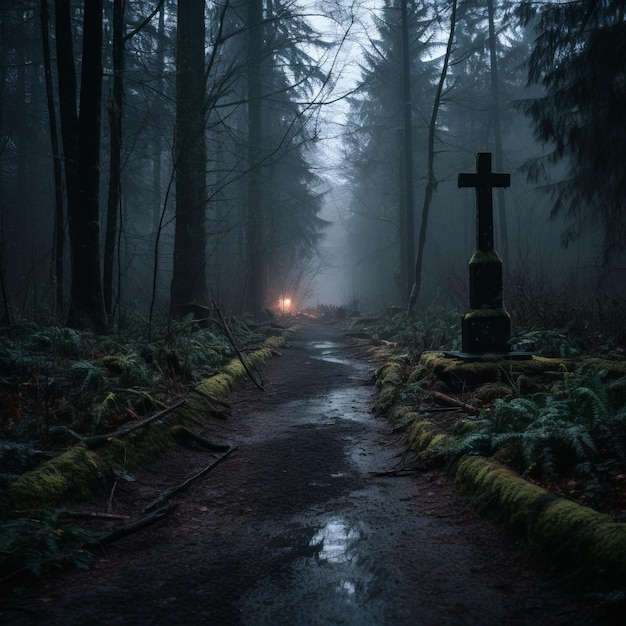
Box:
[518,1,626,261]
[0,317,242,460]
[353,306,462,354]
[451,366,626,480]
[513,328,582,358]
[0,441,42,482]
[0,509,101,580]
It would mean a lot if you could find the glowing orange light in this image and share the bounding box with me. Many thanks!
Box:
[279,297,292,312]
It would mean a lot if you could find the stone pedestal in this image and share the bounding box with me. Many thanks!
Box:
[462,249,510,353]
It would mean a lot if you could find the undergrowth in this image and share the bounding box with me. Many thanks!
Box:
[0,509,101,582]
[0,311,274,581]
[450,366,626,482]
[348,306,462,355]
[0,312,268,493]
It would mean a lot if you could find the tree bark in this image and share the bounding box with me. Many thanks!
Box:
[103,0,125,321]
[245,0,266,318]
[56,0,107,333]
[487,0,508,267]
[401,0,415,304]
[40,0,65,320]
[171,0,208,318]
[407,0,457,317]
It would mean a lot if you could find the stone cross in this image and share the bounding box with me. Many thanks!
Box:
[458,152,510,252]
[457,152,511,354]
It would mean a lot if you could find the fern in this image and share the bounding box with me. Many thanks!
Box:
[513,328,582,357]
[0,510,101,579]
[452,365,626,479]
[0,441,41,475]
[70,361,106,393]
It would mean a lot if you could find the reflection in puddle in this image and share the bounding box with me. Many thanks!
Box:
[309,340,354,366]
[309,341,338,351]
[310,519,360,564]
[337,579,356,596]
[306,388,371,424]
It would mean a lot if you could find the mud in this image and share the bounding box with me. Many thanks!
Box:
[0,322,610,624]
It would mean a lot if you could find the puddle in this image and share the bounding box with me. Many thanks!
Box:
[309,518,360,564]
[308,341,338,350]
[308,340,362,368]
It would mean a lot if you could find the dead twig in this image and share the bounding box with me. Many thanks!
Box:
[426,390,476,413]
[62,511,130,521]
[142,445,237,513]
[170,425,231,452]
[370,465,426,477]
[100,503,177,545]
[212,299,265,391]
[83,399,185,449]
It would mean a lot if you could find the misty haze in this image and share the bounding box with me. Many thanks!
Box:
[1,1,625,624]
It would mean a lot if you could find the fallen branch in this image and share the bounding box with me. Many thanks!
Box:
[100,503,177,545]
[370,465,426,477]
[142,445,237,513]
[83,399,185,449]
[426,391,476,413]
[170,425,231,452]
[420,406,462,413]
[212,299,265,391]
[62,510,130,521]
[191,388,231,408]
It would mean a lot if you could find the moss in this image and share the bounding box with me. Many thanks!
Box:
[469,249,501,265]
[406,420,451,453]
[476,382,512,402]
[416,351,574,387]
[454,456,626,586]
[463,308,509,320]
[375,361,405,388]
[388,406,418,423]
[9,444,105,509]
[372,360,408,412]
[8,333,288,511]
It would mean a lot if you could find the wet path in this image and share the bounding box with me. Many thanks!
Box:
[3,322,604,624]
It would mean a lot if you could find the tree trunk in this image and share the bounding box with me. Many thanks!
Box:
[104,0,125,321]
[40,0,65,320]
[487,0,508,267]
[151,4,166,236]
[245,0,266,318]
[0,20,9,324]
[401,0,415,304]
[407,0,457,317]
[55,0,107,332]
[171,0,208,317]
[65,0,107,333]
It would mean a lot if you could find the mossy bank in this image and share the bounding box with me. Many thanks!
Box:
[375,350,626,591]
[7,335,287,511]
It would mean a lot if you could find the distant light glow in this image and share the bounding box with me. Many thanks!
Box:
[279,297,292,312]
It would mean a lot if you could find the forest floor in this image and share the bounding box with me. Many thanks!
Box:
[0,320,621,624]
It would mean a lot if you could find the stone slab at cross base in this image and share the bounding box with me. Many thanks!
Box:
[462,308,510,353]
[443,350,532,363]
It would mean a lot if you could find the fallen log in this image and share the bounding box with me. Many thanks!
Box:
[142,445,237,514]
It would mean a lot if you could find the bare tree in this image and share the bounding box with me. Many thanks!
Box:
[407,0,457,317]
[40,0,64,320]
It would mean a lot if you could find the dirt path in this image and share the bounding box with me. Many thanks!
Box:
[0,322,610,624]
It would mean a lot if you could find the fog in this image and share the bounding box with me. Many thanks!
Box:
[0,1,624,329]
